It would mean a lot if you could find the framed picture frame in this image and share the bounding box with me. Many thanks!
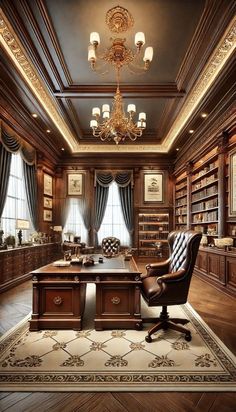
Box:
[144,172,163,203]
[229,149,236,216]
[67,173,83,196]
[43,173,53,196]
[43,196,53,209]
[43,209,52,222]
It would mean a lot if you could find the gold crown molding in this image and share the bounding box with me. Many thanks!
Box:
[163,16,236,151]
[72,144,165,153]
[0,10,79,152]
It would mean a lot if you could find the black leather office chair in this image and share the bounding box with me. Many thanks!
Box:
[141,230,202,343]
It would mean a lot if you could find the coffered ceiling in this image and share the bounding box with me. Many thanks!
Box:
[0,0,235,158]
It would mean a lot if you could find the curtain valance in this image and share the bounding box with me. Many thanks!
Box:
[0,125,36,165]
[95,171,133,187]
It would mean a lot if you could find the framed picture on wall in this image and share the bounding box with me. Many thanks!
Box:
[67,173,83,196]
[43,173,53,196]
[43,196,52,209]
[43,209,52,222]
[229,149,236,216]
[144,173,163,202]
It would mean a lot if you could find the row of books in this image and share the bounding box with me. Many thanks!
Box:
[192,185,218,202]
[192,198,218,212]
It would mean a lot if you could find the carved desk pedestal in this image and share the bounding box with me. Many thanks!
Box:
[29,256,142,331]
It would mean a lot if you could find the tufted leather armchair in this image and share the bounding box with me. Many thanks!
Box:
[141,230,202,342]
[102,237,120,256]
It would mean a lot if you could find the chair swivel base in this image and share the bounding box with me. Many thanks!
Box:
[143,306,192,343]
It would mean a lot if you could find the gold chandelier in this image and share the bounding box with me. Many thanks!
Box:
[88,6,153,144]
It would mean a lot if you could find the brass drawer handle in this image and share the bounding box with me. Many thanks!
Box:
[111,296,120,305]
[53,296,63,306]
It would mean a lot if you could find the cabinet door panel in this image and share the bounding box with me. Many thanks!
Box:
[208,254,225,284]
[197,251,208,274]
[226,257,236,292]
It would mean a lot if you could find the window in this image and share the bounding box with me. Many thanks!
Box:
[63,198,87,243]
[98,182,130,246]
[1,153,33,242]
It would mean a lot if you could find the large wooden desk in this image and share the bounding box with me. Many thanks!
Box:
[29,255,142,331]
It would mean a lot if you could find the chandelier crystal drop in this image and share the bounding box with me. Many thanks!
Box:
[88,5,153,145]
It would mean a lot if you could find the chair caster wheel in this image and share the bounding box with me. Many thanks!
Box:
[185,333,191,342]
[145,335,152,343]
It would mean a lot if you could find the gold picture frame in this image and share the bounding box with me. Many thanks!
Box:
[67,173,83,196]
[43,173,53,196]
[144,173,163,203]
[43,196,52,209]
[43,209,52,222]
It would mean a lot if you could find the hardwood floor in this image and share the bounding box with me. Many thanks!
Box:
[0,260,235,412]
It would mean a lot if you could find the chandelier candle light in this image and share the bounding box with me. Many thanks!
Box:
[88,5,153,144]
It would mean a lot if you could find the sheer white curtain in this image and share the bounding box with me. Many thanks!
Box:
[63,198,87,243]
[1,153,33,241]
[98,182,130,246]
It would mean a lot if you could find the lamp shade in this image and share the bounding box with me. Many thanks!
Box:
[88,45,96,62]
[92,107,100,116]
[135,32,145,46]
[143,47,153,62]
[16,219,29,229]
[127,104,136,113]
[90,119,98,128]
[53,226,62,232]
[90,32,100,45]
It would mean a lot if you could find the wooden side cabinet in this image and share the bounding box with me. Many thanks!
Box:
[0,243,62,293]
[194,247,236,296]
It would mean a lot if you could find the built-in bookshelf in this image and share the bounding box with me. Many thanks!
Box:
[175,172,187,230]
[191,149,219,242]
[225,141,236,243]
[138,212,169,257]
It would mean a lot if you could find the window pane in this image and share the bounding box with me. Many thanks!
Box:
[1,153,33,243]
[63,198,87,243]
[98,182,130,246]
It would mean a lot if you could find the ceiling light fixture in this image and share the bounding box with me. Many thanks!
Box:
[201,113,208,118]
[189,129,194,134]
[32,113,38,118]
[46,129,51,133]
[88,5,153,74]
[89,5,153,145]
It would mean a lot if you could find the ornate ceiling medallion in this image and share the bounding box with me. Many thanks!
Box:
[105,6,134,33]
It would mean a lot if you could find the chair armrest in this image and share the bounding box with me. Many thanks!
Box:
[156,268,185,284]
[145,259,170,276]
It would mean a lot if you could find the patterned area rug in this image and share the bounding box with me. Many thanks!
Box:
[0,284,235,392]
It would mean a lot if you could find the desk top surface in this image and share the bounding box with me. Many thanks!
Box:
[31,254,140,275]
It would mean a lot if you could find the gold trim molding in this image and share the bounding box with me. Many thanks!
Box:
[0,9,235,154]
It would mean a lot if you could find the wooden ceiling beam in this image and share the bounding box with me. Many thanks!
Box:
[54,84,185,99]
